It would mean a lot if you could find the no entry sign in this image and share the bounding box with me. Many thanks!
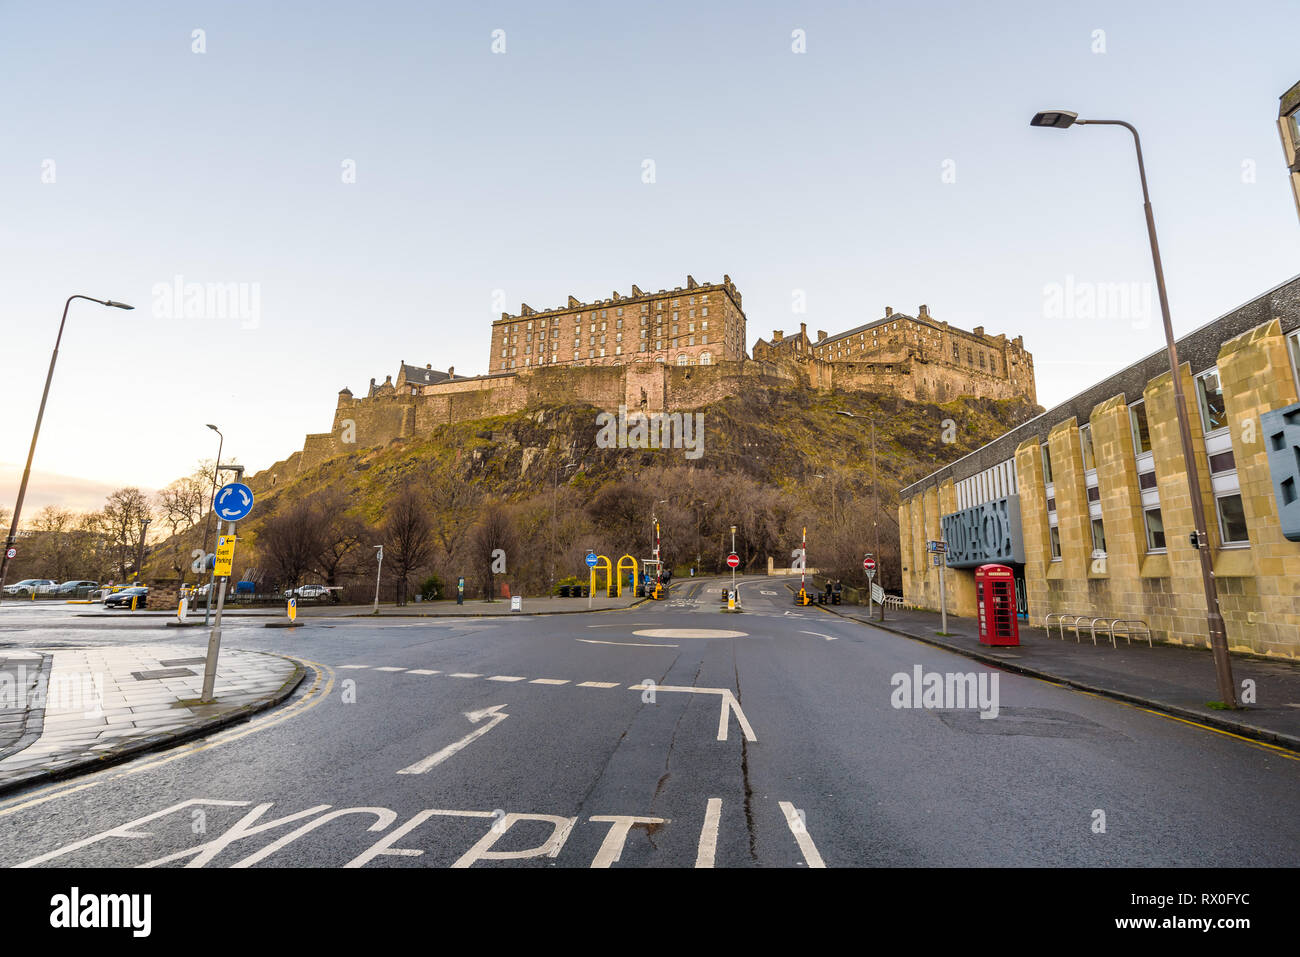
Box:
[726,553,740,569]
[863,557,876,572]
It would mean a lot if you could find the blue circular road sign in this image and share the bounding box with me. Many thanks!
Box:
[585,552,598,567]
[214,482,255,521]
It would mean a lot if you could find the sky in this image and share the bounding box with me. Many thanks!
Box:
[2,0,1298,514]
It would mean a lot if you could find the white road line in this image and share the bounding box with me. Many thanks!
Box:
[779,801,826,868]
[408,669,440,675]
[340,665,370,670]
[577,681,620,688]
[374,666,406,672]
[696,797,722,868]
[625,684,757,742]
[488,675,526,682]
[449,673,481,679]
[799,630,839,641]
[397,705,509,775]
[576,638,679,648]
[529,678,569,685]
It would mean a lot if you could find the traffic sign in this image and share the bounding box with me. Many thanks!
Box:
[871,583,885,605]
[214,534,237,577]
[4,547,14,560]
[863,557,876,572]
[726,553,740,569]
[214,482,255,521]
[927,540,947,553]
[585,552,599,568]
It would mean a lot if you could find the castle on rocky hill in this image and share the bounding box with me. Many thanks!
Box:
[252,274,1036,485]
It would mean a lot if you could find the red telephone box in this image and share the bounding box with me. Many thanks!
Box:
[975,564,1020,646]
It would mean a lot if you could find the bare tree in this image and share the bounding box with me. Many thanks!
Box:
[101,488,152,580]
[468,502,518,600]
[157,474,208,575]
[311,490,367,586]
[258,497,330,593]
[30,506,77,581]
[384,486,435,605]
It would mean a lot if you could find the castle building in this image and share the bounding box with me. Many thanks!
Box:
[755,306,1036,405]
[488,274,747,372]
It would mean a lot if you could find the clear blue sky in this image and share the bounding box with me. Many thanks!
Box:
[2,0,1297,502]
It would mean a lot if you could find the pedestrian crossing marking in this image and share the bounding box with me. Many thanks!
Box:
[450,673,482,678]
[408,669,440,675]
[374,667,405,672]
[487,675,526,682]
[530,678,569,685]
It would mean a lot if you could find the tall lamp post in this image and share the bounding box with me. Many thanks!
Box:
[0,295,134,602]
[201,425,224,626]
[1030,110,1236,707]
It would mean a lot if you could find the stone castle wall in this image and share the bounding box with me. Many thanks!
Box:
[253,350,1033,488]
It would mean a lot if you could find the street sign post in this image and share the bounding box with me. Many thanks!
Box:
[4,547,14,560]
[213,534,236,578]
[585,551,597,608]
[864,554,878,616]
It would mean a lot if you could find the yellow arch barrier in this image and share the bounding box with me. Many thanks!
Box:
[615,554,638,598]
[589,554,614,597]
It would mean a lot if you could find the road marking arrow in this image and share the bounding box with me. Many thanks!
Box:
[799,630,838,641]
[397,704,509,774]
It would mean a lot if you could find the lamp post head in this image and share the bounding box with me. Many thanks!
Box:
[1030,110,1080,129]
[103,300,134,310]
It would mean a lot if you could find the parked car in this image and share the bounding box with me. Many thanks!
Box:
[55,580,99,595]
[2,579,56,597]
[104,587,148,609]
[283,584,332,601]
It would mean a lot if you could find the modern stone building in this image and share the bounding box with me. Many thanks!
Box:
[754,306,1036,405]
[897,273,1300,658]
[1280,79,1300,225]
[489,275,747,372]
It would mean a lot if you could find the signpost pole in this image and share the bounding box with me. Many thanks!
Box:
[201,519,233,703]
[372,545,383,614]
[730,525,737,598]
[939,554,948,635]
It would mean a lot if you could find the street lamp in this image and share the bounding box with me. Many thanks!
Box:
[835,409,882,572]
[0,295,133,602]
[372,544,383,613]
[1030,109,1236,707]
[201,424,223,626]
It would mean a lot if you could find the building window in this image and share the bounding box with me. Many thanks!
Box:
[1091,518,1107,556]
[1080,424,1095,472]
[700,352,712,365]
[1129,401,1152,455]
[952,342,959,360]
[1041,444,1053,485]
[677,354,689,366]
[1216,493,1249,544]
[978,353,986,369]
[1196,369,1228,434]
[1144,507,1166,551]
[1049,525,1061,560]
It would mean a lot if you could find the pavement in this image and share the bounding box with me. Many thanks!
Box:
[820,599,1300,751]
[0,643,303,795]
[0,575,1295,867]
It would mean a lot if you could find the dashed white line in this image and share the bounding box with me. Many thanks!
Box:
[779,801,826,868]
[695,797,722,868]
[340,665,370,670]
[449,673,482,679]
[374,666,406,672]
[408,669,440,675]
[487,675,526,682]
[577,681,620,689]
[529,678,569,685]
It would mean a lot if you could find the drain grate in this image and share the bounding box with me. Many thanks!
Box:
[131,667,197,681]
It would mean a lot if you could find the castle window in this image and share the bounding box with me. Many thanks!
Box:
[702,333,708,344]
[701,320,708,330]
[657,302,663,311]
[617,308,623,316]
[641,315,647,326]
[672,312,679,322]
[641,303,648,312]
[966,348,973,365]
[689,309,695,319]
[677,354,689,366]
[978,353,985,368]
[600,348,606,357]
[702,307,708,317]
[700,352,712,365]
[656,340,663,350]
[640,329,647,339]
[688,322,695,333]
[672,324,679,335]
[952,342,959,360]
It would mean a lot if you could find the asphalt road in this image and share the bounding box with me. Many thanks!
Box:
[0,577,1296,867]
